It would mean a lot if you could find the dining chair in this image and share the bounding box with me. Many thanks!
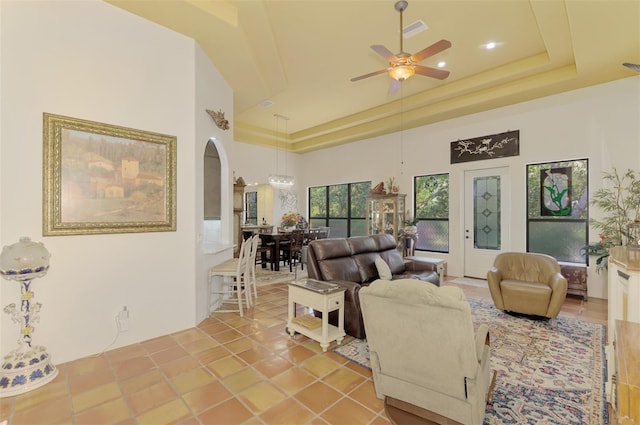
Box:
[208,237,251,317]
[283,229,305,272]
[245,234,260,304]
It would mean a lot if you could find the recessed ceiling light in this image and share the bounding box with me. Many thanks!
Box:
[437,61,446,68]
[260,100,274,108]
[485,42,496,50]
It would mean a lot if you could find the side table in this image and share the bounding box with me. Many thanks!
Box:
[405,256,446,285]
[287,279,346,352]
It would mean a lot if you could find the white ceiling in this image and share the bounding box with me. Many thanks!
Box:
[107,0,640,153]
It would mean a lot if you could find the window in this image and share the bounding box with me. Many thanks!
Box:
[414,173,449,252]
[526,159,588,264]
[245,191,257,225]
[309,181,370,237]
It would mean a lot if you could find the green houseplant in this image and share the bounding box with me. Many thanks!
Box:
[588,168,640,272]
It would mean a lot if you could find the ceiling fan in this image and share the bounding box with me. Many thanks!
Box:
[350,0,451,94]
[623,62,640,72]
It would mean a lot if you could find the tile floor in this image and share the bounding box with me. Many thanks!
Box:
[0,277,607,425]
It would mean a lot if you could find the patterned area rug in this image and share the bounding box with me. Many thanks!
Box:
[451,276,489,288]
[334,298,608,425]
[254,267,307,286]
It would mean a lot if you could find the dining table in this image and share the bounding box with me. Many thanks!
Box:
[258,229,328,271]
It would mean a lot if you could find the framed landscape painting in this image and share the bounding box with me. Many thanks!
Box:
[43,113,177,236]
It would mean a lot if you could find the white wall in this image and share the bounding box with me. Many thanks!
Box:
[297,76,640,300]
[0,1,233,364]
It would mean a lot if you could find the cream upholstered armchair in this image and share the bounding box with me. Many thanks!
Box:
[360,279,493,425]
[487,252,568,319]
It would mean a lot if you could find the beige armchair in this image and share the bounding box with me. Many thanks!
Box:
[487,252,568,319]
[360,279,493,425]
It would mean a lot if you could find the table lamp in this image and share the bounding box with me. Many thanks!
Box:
[0,237,58,397]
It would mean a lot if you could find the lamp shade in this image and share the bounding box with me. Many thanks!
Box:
[0,237,51,281]
[388,65,415,81]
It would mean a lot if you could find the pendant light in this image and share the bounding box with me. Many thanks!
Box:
[268,113,295,189]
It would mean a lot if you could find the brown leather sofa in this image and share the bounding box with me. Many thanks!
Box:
[487,252,568,319]
[306,234,440,338]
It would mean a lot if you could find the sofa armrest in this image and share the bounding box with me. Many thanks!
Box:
[403,258,437,273]
[474,324,490,362]
[486,268,504,310]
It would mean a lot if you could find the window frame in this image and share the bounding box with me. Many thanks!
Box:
[413,173,450,253]
[525,158,589,264]
[308,181,370,237]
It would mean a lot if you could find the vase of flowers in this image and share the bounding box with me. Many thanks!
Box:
[281,211,299,231]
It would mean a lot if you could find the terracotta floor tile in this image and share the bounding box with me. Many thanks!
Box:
[294,381,342,413]
[345,359,373,378]
[194,345,231,364]
[71,381,122,413]
[259,397,315,425]
[370,413,392,424]
[321,397,377,425]
[112,356,156,381]
[158,354,201,378]
[271,367,316,395]
[197,397,253,425]
[322,367,366,393]
[301,355,341,378]
[150,345,189,365]
[135,398,190,425]
[199,321,233,336]
[206,355,246,378]
[238,381,288,414]
[221,367,265,393]
[141,335,178,354]
[9,395,72,425]
[74,397,131,425]
[211,329,244,344]
[182,381,232,414]
[170,367,215,394]
[236,346,272,365]
[224,336,258,354]
[13,380,68,411]
[65,355,110,378]
[253,354,294,378]
[182,336,220,354]
[107,344,147,365]
[119,369,166,395]
[126,380,177,415]
[349,380,384,413]
[279,344,316,364]
[172,328,206,345]
[68,366,115,395]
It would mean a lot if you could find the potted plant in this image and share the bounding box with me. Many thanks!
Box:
[281,211,300,231]
[588,168,640,272]
[402,212,419,235]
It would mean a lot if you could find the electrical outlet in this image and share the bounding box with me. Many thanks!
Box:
[117,306,129,332]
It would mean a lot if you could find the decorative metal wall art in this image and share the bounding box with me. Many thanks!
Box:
[450,130,519,164]
[206,109,230,130]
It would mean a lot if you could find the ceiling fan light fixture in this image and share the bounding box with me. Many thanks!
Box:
[389,65,415,81]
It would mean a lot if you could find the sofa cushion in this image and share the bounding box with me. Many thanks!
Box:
[375,256,392,280]
[318,257,362,283]
[348,236,379,255]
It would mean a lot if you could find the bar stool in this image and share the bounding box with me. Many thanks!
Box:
[208,238,251,316]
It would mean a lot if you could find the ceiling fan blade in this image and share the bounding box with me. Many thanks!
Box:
[371,45,396,61]
[414,65,450,80]
[350,68,389,82]
[410,39,452,63]
[623,62,640,72]
[388,79,401,95]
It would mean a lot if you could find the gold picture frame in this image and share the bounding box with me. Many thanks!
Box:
[43,113,177,236]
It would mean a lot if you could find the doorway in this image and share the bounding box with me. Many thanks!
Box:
[463,167,510,278]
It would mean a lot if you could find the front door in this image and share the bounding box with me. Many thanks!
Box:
[464,167,510,278]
